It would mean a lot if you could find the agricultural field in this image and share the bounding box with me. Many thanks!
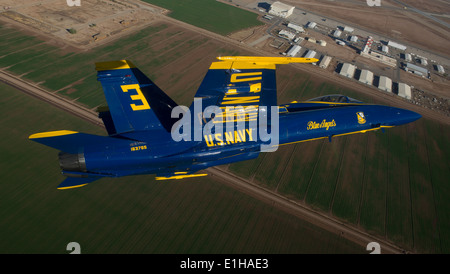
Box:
[229,103,450,253]
[1,17,449,254]
[0,81,364,254]
[141,0,264,35]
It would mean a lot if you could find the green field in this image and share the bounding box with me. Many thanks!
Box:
[0,82,363,253]
[229,113,450,253]
[1,15,450,254]
[142,0,263,35]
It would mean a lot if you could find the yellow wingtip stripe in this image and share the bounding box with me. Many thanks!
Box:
[216,56,319,64]
[155,174,208,181]
[95,60,136,71]
[210,56,319,70]
[57,183,88,190]
[29,130,78,139]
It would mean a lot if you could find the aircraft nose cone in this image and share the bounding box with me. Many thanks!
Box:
[387,107,422,126]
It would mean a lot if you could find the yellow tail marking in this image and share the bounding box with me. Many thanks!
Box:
[29,130,78,139]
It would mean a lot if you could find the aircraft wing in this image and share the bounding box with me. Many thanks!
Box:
[191,56,318,124]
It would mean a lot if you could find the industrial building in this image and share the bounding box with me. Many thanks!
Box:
[349,36,358,42]
[307,37,316,43]
[402,53,412,62]
[362,36,374,54]
[419,58,428,66]
[359,70,374,85]
[378,76,392,92]
[398,83,412,100]
[361,39,397,67]
[404,62,429,77]
[278,29,295,40]
[286,45,301,57]
[343,26,354,33]
[269,2,295,18]
[340,63,356,78]
[319,56,332,69]
[388,41,407,51]
[287,23,304,33]
[304,50,317,59]
[436,65,445,74]
[333,30,342,38]
[307,21,317,29]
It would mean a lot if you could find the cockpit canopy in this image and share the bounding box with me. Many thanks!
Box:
[307,94,363,104]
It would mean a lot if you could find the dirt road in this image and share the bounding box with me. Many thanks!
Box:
[0,69,407,254]
[0,69,103,127]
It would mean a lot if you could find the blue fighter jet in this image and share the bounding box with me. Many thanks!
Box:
[29,56,421,189]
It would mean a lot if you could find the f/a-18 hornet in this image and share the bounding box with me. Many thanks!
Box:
[30,56,421,189]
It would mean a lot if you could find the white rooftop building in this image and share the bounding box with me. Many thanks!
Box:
[378,76,392,92]
[286,45,301,57]
[287,23,304,33]
[404,62,429,75]
[333,30,342,37]
[359,70,374,85]
[307,21,317,29]
[304,50,317,60]
[402,53,412,62]
[278,29,295,40]
[350,36,358,42]
[436,65,445,74]
[388,41,407,51]
[319,56,332,69]
[340,63,356,78]
[398,83,412,100]
[343,26,354,33]
[269,2,295,18]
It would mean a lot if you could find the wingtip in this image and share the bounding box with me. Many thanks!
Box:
[95,60,136,71]
[29,130,78,140]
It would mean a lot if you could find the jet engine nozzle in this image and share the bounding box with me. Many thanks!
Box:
[59,152,87,173]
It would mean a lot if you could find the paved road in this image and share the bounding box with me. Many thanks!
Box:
[0,68,407,254]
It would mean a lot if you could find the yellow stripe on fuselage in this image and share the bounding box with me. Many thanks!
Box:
[301,101,368,105]
[29,130,78,139]
[278,126,394,146]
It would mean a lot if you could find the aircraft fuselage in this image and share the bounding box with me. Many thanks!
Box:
[60,102,420,180]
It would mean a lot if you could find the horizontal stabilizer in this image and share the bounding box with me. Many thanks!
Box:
[155,170,208,181]
[29,130,134,154]
[57,176,100,190]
